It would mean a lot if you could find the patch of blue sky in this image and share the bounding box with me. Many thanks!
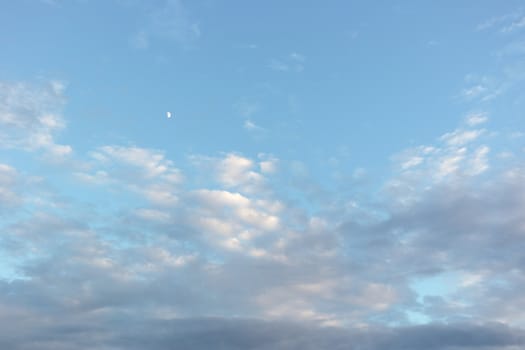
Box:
[411,271,464,304]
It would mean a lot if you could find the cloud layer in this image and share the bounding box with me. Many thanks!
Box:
[0,68,524,349]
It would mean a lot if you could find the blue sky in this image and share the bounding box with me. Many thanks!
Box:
[1,1,525,349]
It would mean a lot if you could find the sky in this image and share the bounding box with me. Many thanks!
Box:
[1,0,525,349]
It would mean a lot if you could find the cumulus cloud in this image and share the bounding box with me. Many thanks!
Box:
[2,73,525,349]
[190,153,270,195]
[3,108,525,334]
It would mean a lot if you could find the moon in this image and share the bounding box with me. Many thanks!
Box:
[166,111,172,118]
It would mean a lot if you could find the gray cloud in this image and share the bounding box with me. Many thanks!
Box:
[0,315,523,350]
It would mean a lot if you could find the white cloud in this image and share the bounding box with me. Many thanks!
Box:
[0,80,72,160]
[387,123,499,206]
[460,76,503,102]
[466,145,490,175]
[243,119,267,138]
[132,0,200,49]
[1,78,525,343]
[235,206,280,231]
[440,129,483,146]
[501,15,525,33]
[258,154,278,174]
[78,145,182,206]
[401,156,424,170]
[269,53,306,73]
[134,208,171,223]
[0,163,23,211]
[188,186,283,251]
[465,113,488,126]
[213,153,266,194]
[461,85,486,99]
[436,147,466,177]
[243,119,262,131]
[192,189,251,209]
[95,145,181,180]
[260,161,277,173]
[476,11,523,31]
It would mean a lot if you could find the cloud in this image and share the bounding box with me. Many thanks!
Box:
[192,153,269,195]
[244,119,262,131]
[378,128,525,320]
[187,188,282,254]
[258,153,278,174]
[131,0,200,49]
[390,123,493,190]
[460,75,504,103]
[0,315,523,350]
[269,53,306,73]
[243,119,267,137]
[467,145,490,175]
[2,105,523,332]
[476,11,523,32]
[1,124,525,348]
[440,129,484,147]
[77,145,183,206]
[0,80,72,160]
[2,73,525,349]
[465,113,488,126]
[0,164,23,213]
[501,16,525,33]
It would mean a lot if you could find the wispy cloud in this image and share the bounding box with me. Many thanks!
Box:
[501,15,525,33]
[130,0,200,49]
[476,11,523,32]
[269,52,306,72]
[243,119,266,135]
[465,113,488,126]
[269,59,291,72]
[460,75,503,102]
